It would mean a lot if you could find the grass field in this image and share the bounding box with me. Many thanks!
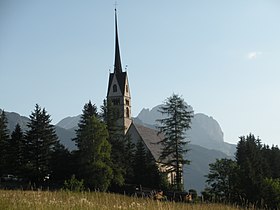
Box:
[0,190,246,210]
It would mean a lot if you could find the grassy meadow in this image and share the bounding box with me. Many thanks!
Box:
[0,190,248,210]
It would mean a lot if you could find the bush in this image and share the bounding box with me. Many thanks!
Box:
[63,175,85,192]
[262,178,280,209]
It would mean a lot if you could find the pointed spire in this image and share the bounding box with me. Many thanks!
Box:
[114,8,122,74]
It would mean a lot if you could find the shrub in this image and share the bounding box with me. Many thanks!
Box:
[262,178,280,209]
[63,175,85,192]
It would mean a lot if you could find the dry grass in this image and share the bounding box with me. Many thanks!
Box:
[0,190,244,210]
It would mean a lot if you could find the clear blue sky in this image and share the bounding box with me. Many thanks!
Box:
[1,0,280,146]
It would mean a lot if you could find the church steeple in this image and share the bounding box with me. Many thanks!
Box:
[107,8,132,135]
[114,9,122,74]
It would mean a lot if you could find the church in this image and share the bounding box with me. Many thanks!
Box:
[106,10,178,186]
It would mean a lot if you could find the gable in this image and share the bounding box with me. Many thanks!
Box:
[107,74,122,97]
[107,72,128,97]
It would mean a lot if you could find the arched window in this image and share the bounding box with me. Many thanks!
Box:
[126,107,130,118]
[113,84,117,92]
[125,99,129,106]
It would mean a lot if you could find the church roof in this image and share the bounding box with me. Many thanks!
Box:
[114,9,122,74]
[133,123,164,161]
[107,9,127,97]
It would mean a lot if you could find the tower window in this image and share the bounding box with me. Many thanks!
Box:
[126,107,130,118]
[113,84,117,92]
[125,99,129,106]
[126,85,129,93]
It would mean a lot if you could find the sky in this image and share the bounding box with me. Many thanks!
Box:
[1,0,280,146]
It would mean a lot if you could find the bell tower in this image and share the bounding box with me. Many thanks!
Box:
[107,9,132,134]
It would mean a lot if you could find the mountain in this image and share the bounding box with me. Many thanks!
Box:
[54,126,76,151]
[3,111,76,151]
[56,115,81,130]
[2,111,30,133]
[184,144,232,193]
[137,105,236,156]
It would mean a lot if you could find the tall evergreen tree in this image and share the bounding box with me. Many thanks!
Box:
[75,101,113,191]
[132,140,167,189]
[157,94,193,191]
[235,134,264,204]
[6,124,25,176]
[49,142,72,183]
[262,145,280,179]
[133,140,148,186]
[123,134,136,184]
[25,104,58,183]
[0,110,10,175]
[101,99,131,187]
[74,101,98,148]
[145,150,168,189]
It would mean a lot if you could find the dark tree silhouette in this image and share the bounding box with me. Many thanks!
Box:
[25,104,59,183]
[157,94,193,191]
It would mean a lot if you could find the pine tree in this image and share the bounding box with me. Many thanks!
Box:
[25,104,58,183]
[74,101,98,148]
[145,150,168,189]
[235,134,264,204]
[123,134,136,184]
[262,145,280,179]
[132,140,166,189]
[101,99,131,188]
[50,142,72,183]
[75,101,113,191]
[133,140,148,186]
[157,94,193,191]
[6,124,25,176]
[0,110,10,175]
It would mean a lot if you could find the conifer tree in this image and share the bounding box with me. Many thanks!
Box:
[132,140,166,189]
[123,134,136,184]
[133,140,148,186]
[50,142,72,183]
[75,101,113,191]
[235,134,264,204]
[101,99,132,187]
[0,110,10,175]
[157,94,193,191]
[6,124,25,176]
[25,104,58,183]
[145,150,168,189]
[74,101,98,148]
